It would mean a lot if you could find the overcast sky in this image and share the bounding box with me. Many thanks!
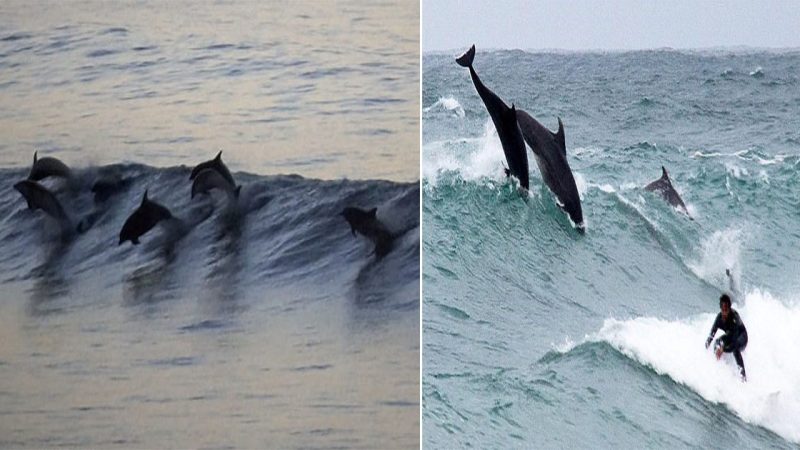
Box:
[423,0,800,52]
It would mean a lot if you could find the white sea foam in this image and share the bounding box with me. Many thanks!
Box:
[725,162,749,178]
[687,227,745,287]
[589,290,800,443]
[422,119,508,187]
[423,96,465,118]
[573,172,588,199]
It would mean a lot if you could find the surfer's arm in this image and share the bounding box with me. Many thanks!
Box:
[705,314,721,348]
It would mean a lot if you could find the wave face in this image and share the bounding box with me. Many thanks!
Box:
[423,49,800,448]
[0,164,419,448]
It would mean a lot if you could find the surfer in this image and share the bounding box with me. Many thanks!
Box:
[705,292,748,381]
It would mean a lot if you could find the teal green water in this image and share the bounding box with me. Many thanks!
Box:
[423,49,800,448]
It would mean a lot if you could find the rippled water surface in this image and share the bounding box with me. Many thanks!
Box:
[0,0,419,181]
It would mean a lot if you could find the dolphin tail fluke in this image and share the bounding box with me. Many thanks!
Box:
[456,44,476,67]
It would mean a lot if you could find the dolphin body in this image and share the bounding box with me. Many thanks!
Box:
[191,168,241,200]
[644,166,690,217]
[456,45,529,190]
[91,175,132,203]
[341,206,396,258]
[119,190,174,245]
[190,151,235,187]
[14,180,73,231]
[28,151,72,181]
[515,109,585,230]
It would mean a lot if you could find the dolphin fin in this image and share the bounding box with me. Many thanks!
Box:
[234,185,242,198]
[33,150,38,163]
[215,150,222,161]
[661,166,669,180]
[141,189,149,206]
[508,103,518,120]
[25,198,35,210]
[554,117,566,154]
[368,207,377,218]
[350,225,356,237]
[132,237,140,245]
[504,168,511,177]
[455,44,476,68]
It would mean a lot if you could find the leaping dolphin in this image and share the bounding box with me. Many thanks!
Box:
[341,206,396,258]
[191,168,241,200]
[13,179,73,233]
[189,151,235,187]
[28,151,72,181]
[119,190,174,245]
[515,110,584,230]
[91,174,132,203]
[644,166,690,217]
[456,44,529,190]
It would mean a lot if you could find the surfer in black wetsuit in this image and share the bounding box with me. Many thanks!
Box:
[705,289,748,381]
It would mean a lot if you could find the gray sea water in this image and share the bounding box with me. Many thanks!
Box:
[0,1,419,448]
[0,0,419,181]
[423,48,800,448]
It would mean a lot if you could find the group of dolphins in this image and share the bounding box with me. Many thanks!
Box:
[456,45,690,229]
[13,151,401,259]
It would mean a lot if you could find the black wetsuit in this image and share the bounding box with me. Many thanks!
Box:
[707,309,748,378]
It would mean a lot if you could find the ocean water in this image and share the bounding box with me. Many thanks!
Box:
[0,1,419,448]
[422,48,800,448]
[0,0,419,181]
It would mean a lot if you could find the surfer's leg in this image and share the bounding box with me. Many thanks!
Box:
[718,333,733,351]
[733,350,746,379]
[733,332,747,379]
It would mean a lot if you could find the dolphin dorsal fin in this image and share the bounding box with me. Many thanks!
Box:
[368,207,377,217]
[554,117,566,155]
[33,151,38,163]
[141,189,149,206]
[215,151,222,161]
[507,103,518,121]
[661,166,669,180]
